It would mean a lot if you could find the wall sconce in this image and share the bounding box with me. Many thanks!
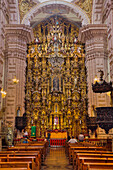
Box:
[1,88,7,98]
[12,76,19,84]
[94,75,99,84]
[107,91,111,96]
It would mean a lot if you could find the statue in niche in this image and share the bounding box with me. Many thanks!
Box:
[5,123,13,146]
[53,77,59,91]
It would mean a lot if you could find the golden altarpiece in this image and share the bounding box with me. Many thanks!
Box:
[25,16,88,138]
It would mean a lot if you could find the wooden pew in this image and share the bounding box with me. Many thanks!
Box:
[0,157,36,170]
[0,162,31,170]
[73,150,113,168]
[0,168,28,170]
[2,141,48,170]
[12,145,45,159]
[0,152,41,170]
[10,154,41,170]
[66,141,102,157]
[83,162,113,170]
[8,153,41,169]
[66,142,83,157]
[15,151,41,169]
[67,141,113,169]
[69,146,105,164]
[74,153,113,169]
[8,146,45,160]
[15,141,48,153]
[77,157,113,170]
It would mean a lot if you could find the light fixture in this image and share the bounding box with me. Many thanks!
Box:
[1,88,7,98]
[12,76,19,84]
[94,75,99,84]
[107,91,111,96]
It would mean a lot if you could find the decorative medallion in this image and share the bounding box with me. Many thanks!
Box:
[75,0,93,21]
[19,0,37,22]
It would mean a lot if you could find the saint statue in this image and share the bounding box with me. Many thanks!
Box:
[53,77,59,91]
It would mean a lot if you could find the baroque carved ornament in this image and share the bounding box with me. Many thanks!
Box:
[75,0,93,22]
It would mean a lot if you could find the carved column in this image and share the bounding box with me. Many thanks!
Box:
[4,24,34,128]
[79,24,111,117]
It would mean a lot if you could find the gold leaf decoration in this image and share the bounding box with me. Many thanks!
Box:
[19,0,37,22]
[75,0,93,22]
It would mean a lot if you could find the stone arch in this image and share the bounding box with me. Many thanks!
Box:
[21,0,90,26]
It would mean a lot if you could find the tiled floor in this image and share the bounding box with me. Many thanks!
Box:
[41,147,72,170]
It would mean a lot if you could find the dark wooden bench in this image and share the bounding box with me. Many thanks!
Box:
[0,157,36,169]
[0,168,28,170]
[0,152,41,170]
[77,157,113,170]
[0,162,31,170]
[69,146,105,164]
[73,150,113,168]
[83,162,113,170]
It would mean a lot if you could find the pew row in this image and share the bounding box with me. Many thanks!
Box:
[83,163,113,170]
[0,162,31,170]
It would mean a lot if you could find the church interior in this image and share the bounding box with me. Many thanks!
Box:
[1,0,113,169]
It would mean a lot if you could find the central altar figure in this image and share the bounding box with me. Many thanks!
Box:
[53,77,59,91]
[25,15,88,138]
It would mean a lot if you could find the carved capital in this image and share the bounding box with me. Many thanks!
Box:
[79,24,107,43]
[5,24,34,43]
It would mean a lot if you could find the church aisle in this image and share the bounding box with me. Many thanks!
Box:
[41,147,72,170]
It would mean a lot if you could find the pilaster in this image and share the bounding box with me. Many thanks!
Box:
[0,0,9,110]
[79,24,111,118]
[103,0,113,83]
[4,24,34,127]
